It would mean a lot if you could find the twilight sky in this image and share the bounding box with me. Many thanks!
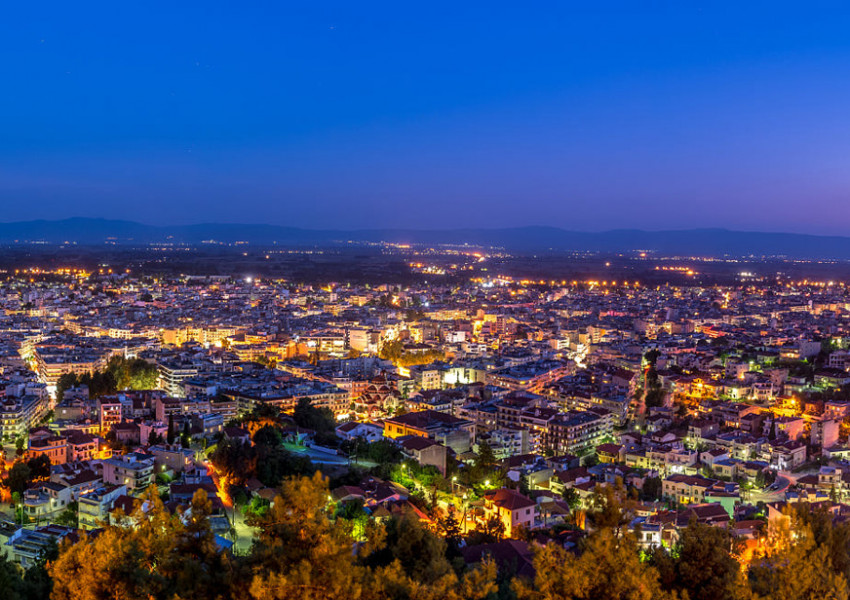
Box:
[2,2,850,232]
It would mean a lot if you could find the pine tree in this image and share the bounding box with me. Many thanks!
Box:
[514,530,672,600]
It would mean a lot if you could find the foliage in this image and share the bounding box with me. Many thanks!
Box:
[379,340,446,367]
[28,454,52,481]
[107,355,160,390]
[292,397,336,433]
[640,476,663,502]
[586,482,634,535]
[365,514,454,585]
[651,520,746,600]
[0,542,55,600]
[4,461,33,495]
[470,514,506,544]
[514,530,671,600]
[54,502,79,528]
[341,438,403,464]
[55,356,158,402]
[210,428,314,489]
[561,487,582,510]
[247,472,496,600]
[38,468,850,600]
[50,487,232,600]
[747,506,850,600]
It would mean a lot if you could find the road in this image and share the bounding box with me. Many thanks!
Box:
[746,473,794,504]
[227,507,256,555]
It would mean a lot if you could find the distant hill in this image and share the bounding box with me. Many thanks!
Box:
[1,218,849,259]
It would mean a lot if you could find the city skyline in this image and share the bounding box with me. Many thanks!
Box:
[3,3,850,233]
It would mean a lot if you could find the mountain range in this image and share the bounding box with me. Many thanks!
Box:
[1,218,849,259]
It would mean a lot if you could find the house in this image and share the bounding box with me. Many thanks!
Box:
[662,474,716,504]
[27,434,69,464]
[67,432,99,461]
[596,443,624,464]
[5,525,77,568]
[22,482,74,520]
[677,503,731,527]
[113,422,141,446]
[78,484,128,530]
[149,444,197,474]
[383,410,475,454]
[397,435,448,475]
[767,440,807,470]
[335,421,384,442]
[482,488,536,537]
[102,453,155,491]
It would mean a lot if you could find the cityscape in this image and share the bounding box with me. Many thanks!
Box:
[0,240,850,599]
[6,3,850,600]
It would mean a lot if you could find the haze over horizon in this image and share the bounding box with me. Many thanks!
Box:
[3,3,850,233]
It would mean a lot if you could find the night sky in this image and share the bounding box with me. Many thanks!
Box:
[2,3,850,232]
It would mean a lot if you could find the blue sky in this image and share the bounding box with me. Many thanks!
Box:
[2,2,850,232]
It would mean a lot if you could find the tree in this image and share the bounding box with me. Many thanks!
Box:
[664,520,746,600]
[748,511,850,600]
[0,552,28,600]
[247,473,496,600]
[366,514,454,585]
[4,462,32,495]
[473,514,506,543]
[209,437,257,488]
[514,530,671,600]
[54,503,78,528]
[475,441,497,473]
[436,506,463,554]
[253,425,282,448]
[55,373,78,403]
[292,397,336,434]
[246,471,371,599]
[587,482,633,535]
[562,487,582,511]
[27,455,51,481]
[641,476,663,502]
[50,486,233,600]
[127,358,159,390]
[21,540,56,600]
[181,420,191,448]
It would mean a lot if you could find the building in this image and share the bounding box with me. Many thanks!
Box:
[546,409,613,455]
[5,525,76,568]
[398,436,448,474]
[482,488,536,537]
[102,454,155,491]
[77,485,129,530]
[0,395,49,442]
[98,399,122,434]
[383,410,475,454]
[662,474,716,504]
[157,361,199,398]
